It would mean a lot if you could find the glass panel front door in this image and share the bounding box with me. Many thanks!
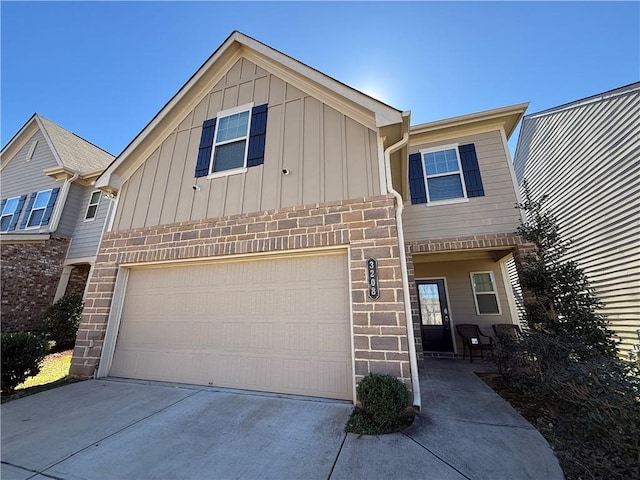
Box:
[417,279,453,352]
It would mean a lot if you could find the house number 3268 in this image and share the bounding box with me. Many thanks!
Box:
[367,258,379,300]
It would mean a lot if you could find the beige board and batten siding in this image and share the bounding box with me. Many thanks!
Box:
[514,86,640,356]
[112,57,381,231]
[109,251,353,400]
[403,129,521,242]
[414,258,514,353]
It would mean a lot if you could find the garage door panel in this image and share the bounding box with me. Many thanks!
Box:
[110,252,352,400]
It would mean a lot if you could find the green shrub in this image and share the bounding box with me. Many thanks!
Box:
[36,291,84,350]
[1,332,49,393]
[346,374,411,435]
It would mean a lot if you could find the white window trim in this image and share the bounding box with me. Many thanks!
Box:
[207,102,254,177]
[420,143,468,204]
[25,189,53,230]
[470,271,502,315]
[84,190,102,222]
[1,196,21,231]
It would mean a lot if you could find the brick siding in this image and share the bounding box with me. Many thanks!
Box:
[70,195,413,391]
[65,264,91,296]
[1,235,70,332]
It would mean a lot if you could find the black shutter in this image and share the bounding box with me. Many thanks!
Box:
[408,152,427,204]
[41,187,60,225]
[8,194,27,231]
[246,104,268,167]
[459,144,485,197]
[19,192,37,229]
[195,118,217,178]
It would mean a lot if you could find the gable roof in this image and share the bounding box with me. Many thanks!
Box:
[523,81,640,120]
[1,114,114,176]
[97,31,404,191]
[409,102,529,145]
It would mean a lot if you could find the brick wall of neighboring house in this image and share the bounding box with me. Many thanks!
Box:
[405,234,534,358]
[0,235,70,332]
[65,264,92,296]
[70,195,414,392]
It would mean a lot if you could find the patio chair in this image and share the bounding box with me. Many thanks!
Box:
[455,324,493,362]
[492,323,522,341]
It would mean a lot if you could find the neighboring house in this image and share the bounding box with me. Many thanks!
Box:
[0,114,114,332]
[70,31,531,407]
[513,83,640,358]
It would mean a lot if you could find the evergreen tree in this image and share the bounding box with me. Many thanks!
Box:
[516,182,619,360]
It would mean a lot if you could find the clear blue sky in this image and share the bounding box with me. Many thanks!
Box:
[2,1,639,156]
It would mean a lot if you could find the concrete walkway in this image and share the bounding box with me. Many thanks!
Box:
[2,360,564,480]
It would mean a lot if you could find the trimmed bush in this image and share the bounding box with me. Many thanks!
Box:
[346,374,411,435]
[36,291,84,350]
[1,332,49,393]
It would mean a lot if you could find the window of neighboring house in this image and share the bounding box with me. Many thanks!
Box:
[84,191,101,221]
[194,103,268,179]
[0,197,21,231]
[470,272,501,315]
[26,190,52,228]
[421,145,467,202]
[210,105,252,175]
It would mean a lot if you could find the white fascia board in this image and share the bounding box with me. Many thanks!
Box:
[34,115,64,168]
[238,33,403,127]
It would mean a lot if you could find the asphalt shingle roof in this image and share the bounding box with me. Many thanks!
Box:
[38,115,114,174]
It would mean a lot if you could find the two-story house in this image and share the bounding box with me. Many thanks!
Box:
[69,32,531,407]
[513,83,640,358]
[0,114,114,332]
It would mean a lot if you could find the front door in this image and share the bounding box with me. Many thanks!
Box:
[416,279,453,352]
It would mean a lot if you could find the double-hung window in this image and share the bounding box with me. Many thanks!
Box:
[26,190,52,228]
[85,191,102,221]
[470,272,501,315]
[408,143,485,205]
[1,197,21,231]
[194,103,268,179]
[421,145,467,202]
[210,105,252,175]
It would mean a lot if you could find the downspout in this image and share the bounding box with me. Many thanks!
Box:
[49,171,79,232]
[383,131,421,410]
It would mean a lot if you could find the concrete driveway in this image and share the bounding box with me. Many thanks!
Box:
[2,361,564,480]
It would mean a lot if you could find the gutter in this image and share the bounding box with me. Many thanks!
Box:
[49,171,79,232]
[383,131,421,410]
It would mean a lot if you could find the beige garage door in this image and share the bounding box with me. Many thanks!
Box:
[109,252,352,400]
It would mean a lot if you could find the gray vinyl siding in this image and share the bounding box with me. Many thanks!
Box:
[0,130,60,200]
[113,57,381,231]
[56,183,83,238]
[403,129,522,242]
[0,129,63,232]
[513,83,640,357]
[66,187,111,260]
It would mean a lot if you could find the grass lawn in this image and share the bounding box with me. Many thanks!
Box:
[1,349,82,404]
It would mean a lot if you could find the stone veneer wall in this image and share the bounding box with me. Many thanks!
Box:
[405,233,534,358]
[0,235,70,332]
[70,195,413,391]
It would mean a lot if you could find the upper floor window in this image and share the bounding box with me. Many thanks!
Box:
[470,271,501,315]
[194,103,269,179]
[1,197,21,231]
[85,191,102,221]
[421,146,467,202]
[408,143,485,205]
[210,106,251,175]
[26,190,52,228]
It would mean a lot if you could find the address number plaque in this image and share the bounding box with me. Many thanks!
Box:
[367,257,379,300]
